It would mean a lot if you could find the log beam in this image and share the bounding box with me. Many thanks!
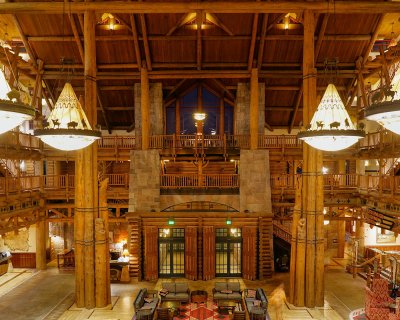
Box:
[1,2,400,14]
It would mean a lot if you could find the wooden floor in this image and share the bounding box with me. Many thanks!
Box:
[0,260,365,320]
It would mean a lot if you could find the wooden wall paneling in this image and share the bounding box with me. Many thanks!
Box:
[144,225,158,280]
[10,252,36,268]
[203,226,215,280]
[128,217,141,279]
[185,226,197,280]
[258,217,273,278]
[242,226,257,280]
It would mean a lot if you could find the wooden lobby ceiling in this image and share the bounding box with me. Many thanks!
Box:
[0,1,397,131]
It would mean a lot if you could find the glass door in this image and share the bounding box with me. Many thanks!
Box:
[215,228,242,277]
[158,228,185,277]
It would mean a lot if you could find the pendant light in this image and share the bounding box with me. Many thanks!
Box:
[298,83,365,151]
[365,70,400,135]
[297,6,365,151]
[0,44,35,134]
[34,82,101,151]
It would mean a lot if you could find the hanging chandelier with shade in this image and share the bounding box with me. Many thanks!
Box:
[34,82,101,151]
[0,45,35,135]
[365,73,400,135]
[297,83,365,152]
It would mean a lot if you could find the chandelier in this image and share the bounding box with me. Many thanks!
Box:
[0,93,35,135]
[297,83,365,152]
[34,82,101,151]
[0,60,35,134]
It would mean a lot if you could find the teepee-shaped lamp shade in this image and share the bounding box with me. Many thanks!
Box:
[0,71,35,134]
[34,83,101,151]
[297,83,365,151]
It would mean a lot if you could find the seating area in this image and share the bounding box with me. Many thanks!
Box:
[132,281,272,320]
[134,288,160,320]
[212,282,243,302]
[243,288,270,320]
[159,282,190,303]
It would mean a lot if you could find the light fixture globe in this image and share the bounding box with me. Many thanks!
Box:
[297,83,365,151]
[365,100,400,135]
[0,99,35,134]
[34,82,101,151]
[193,112,206,121]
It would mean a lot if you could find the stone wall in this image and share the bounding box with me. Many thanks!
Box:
[134,83,163,135]
[239,150,272,213]
[235,82,265,134]
[128,150,160,212]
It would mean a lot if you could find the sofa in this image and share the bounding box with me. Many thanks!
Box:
[159,282,190,303]
[134,288,159,319]
[244,288,271,320]
[212,282,242,302]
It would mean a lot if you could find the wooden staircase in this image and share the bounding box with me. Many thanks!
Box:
[273,220,292,244]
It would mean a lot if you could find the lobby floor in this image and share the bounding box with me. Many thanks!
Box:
[0,264,365,320]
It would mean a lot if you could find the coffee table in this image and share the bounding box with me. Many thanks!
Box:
[217,300,236,316]
[161,300,186,318]
[191,290,208,303]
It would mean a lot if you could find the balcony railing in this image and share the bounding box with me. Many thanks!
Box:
[1,173,399,196]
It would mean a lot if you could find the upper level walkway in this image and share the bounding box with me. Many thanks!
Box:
[2,129,400,160]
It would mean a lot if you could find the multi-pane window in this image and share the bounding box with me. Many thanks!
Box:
[158,228,185,277]
[215,228,242,277]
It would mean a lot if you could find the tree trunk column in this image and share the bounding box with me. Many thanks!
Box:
[35,199,47,270]
[337,220,346,258]
[250,68,259,150]
[141,66,150,150]
[356,220,365,258]
[290,10,324,308]
[74,10,109,309]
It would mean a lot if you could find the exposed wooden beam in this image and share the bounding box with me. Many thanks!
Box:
[1,2,400,14]
[289,86,303,133]
[139,14,152,71]
[264,122,273,132]
[129,14,142,70]
[166,13,196,36]
[165,79,189,99]
[196,10,204,70]
[68,13,84,63]
[26,34,372,42]
[206,13,234,36]
[97,90,112,134]
[210,79,236,101]
[315,14,329,62]
[265,13,287,33]
[257,14,268,69]
[248,13,259,70]
[12,15,37,68]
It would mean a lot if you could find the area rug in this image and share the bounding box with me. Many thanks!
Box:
[173,299,235,320]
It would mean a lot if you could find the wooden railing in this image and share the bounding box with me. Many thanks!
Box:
[273,221,292,243]
[160,174,239,188]
[2,130,400,156]
[1,173,400,195]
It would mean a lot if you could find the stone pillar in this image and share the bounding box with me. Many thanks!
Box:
[134,82,163,137]
[129,150,160,212]
[239,150,271,213]
[250,68,259,150]
[235,82,265,135]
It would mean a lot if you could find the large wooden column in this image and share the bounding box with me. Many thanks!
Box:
[249,68,259,150]
[141,66,150,150]
[35,199,47,270]
[337,220,346,258]
[74,10,109,309]
[290,10,324,308]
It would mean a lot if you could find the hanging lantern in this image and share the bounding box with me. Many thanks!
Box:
[34,82,101,151]
[297,83,365,151]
